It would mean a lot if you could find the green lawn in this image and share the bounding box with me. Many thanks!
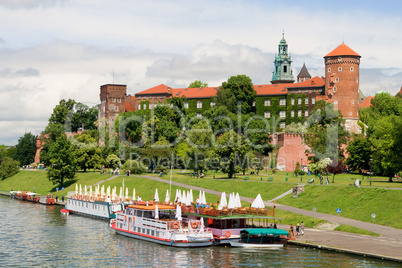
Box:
[334,225,380,236]
[278,185,402,229]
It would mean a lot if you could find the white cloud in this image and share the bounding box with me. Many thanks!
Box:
[0,0,401,145]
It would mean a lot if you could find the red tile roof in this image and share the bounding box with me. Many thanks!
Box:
[324,43,360,58]
[359,96,374,109]
[136,84,172,95]
[125,100,134,112]
[172,87,219,98]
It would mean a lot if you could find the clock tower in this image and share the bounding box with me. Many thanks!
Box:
[271,33,295,84]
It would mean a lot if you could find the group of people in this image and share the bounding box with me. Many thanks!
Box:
[289,222,305,238]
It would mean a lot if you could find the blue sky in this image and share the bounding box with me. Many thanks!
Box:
[0,0,401,145]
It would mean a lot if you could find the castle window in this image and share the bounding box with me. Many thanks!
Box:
[312,89,315,93]
[350,67,354,72]
[197,113,202,118]
[138,97,141,100]
[351,100,354,104]
[305,98,309,105]
[291,110,295,117]
[210,101,216,107]
[103,106,105,112]
[149,104,153,109]
[115,106,118,112]
[334,87,337,93]
[334,101,338,104]
[117,98,121,103]
[264,111,271,118]
[112,97,116,103]
[184,102,189,109]
[264,99,271,106]
[356,78,358,83]
[280,111,286,118]
[280,122,286,129]
[298,110,302,117]
[312,97,316,104]
[138,104,141,110]
[298,98,302,105]
[305,89,308,93]
[197,101,202,109]
[283,66,287,73]
[338,67,342,72]
[159,96,163,99]
[143,104,147,110]
[338,57,342,61]
[291,98,295,105]
[252,101,256,107]
[328,68,331,73]
[349,112,352,115]
[280,99,286,106]
[305,110,309,117]
[335,78,339,82]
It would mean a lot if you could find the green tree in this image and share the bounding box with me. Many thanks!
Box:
[304,101,349,163]
[121,160,146,175]
[188,80,208,88]
[47,135,77,188]
[0,156,20,180]
[72,133,103,172]
[345,135,372,173]
[216,75,257,114]
[105,154,121,169]
[14,132,37,165]
[244,117,273,155]
[211,130,251,178]
[186,120,213,173]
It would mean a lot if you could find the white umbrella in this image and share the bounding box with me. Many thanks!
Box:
[89,186,92,196]
[200,217,204,228]
[119,187,123,199]
[251,194,265,209]
[165,189,170,203]
[132,188,136,200]
[235,192,241,208]
[218,192,227,210]
[198,191,202,204]
[174,189,179,203]
[85,185,88,196]
[189,189,193,204]
[175,204,182,221]
[154,189,159,203]
[155,205,159,219]
[181,191,187,205]
[227,193,235,209]
[75,184,78,194]
[202,191,207,205]
[79,184,82,195]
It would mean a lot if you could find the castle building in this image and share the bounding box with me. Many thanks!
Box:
[99,35,361,134]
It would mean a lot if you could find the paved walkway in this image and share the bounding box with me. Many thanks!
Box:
[134,174,402,261]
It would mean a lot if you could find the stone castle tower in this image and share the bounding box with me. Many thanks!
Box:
[99,84,127,128]
[324,43,361,133]
[271,33,295,84]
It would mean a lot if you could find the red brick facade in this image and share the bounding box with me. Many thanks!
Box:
[99,84,127,126]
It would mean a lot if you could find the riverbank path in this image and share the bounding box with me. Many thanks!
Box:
[134,174,402,261]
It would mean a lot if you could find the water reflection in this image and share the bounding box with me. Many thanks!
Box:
[0,196,399,267]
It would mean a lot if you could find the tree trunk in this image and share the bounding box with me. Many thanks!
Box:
[389,176,393,182]
[228,172,233,179]
[332,174,335,183]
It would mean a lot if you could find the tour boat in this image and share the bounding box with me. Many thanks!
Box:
[26,192,41,203]
[14,191,29,201]
[229,229,289,248]
[184,206,280,245]
[64,194,124,220]
[110,204,214,247]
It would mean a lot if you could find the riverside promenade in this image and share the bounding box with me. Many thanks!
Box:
[135,174,402,262]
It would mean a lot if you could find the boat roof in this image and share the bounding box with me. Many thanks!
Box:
[185,213,281,220]
[26,192,40,196]
[127,204,176,211]
[241,228,289,236]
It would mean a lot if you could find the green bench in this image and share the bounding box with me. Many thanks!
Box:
[244,176,249,180]
[268,177,273,182]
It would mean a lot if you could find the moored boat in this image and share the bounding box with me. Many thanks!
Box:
[229,228,289,248]
[110,204,214,247]
[26,192,41,203]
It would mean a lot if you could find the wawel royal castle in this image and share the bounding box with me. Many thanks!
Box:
[99,34,362,134]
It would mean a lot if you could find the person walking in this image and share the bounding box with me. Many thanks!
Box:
[300,221,305,235]
[296,223,300,237]
[289,224,294,238]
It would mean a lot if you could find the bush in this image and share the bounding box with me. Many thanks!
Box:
[0,157,20,180]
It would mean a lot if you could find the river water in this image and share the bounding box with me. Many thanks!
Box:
[0,196,398,267]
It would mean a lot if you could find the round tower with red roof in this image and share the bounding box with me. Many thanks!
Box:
[324,43,361,132]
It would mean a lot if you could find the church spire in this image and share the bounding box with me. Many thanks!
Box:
[271,33,295,84]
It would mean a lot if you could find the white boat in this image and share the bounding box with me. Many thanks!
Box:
[229,229,289,248]
[110,204,214,247]
[64,194,124,220]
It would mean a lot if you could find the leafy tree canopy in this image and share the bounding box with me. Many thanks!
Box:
[14,132,37,165]
[0,156,20,180]
[188,80,208,88]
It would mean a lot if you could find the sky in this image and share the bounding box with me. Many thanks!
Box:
[1,0,402,145]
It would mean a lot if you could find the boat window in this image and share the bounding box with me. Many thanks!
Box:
[151,230,154,236]
[147,229,150,235]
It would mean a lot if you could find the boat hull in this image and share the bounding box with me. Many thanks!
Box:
[229,241,284,248]
[113,227,213,248]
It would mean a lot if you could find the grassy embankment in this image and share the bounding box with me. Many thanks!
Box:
[1,170,400,231]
